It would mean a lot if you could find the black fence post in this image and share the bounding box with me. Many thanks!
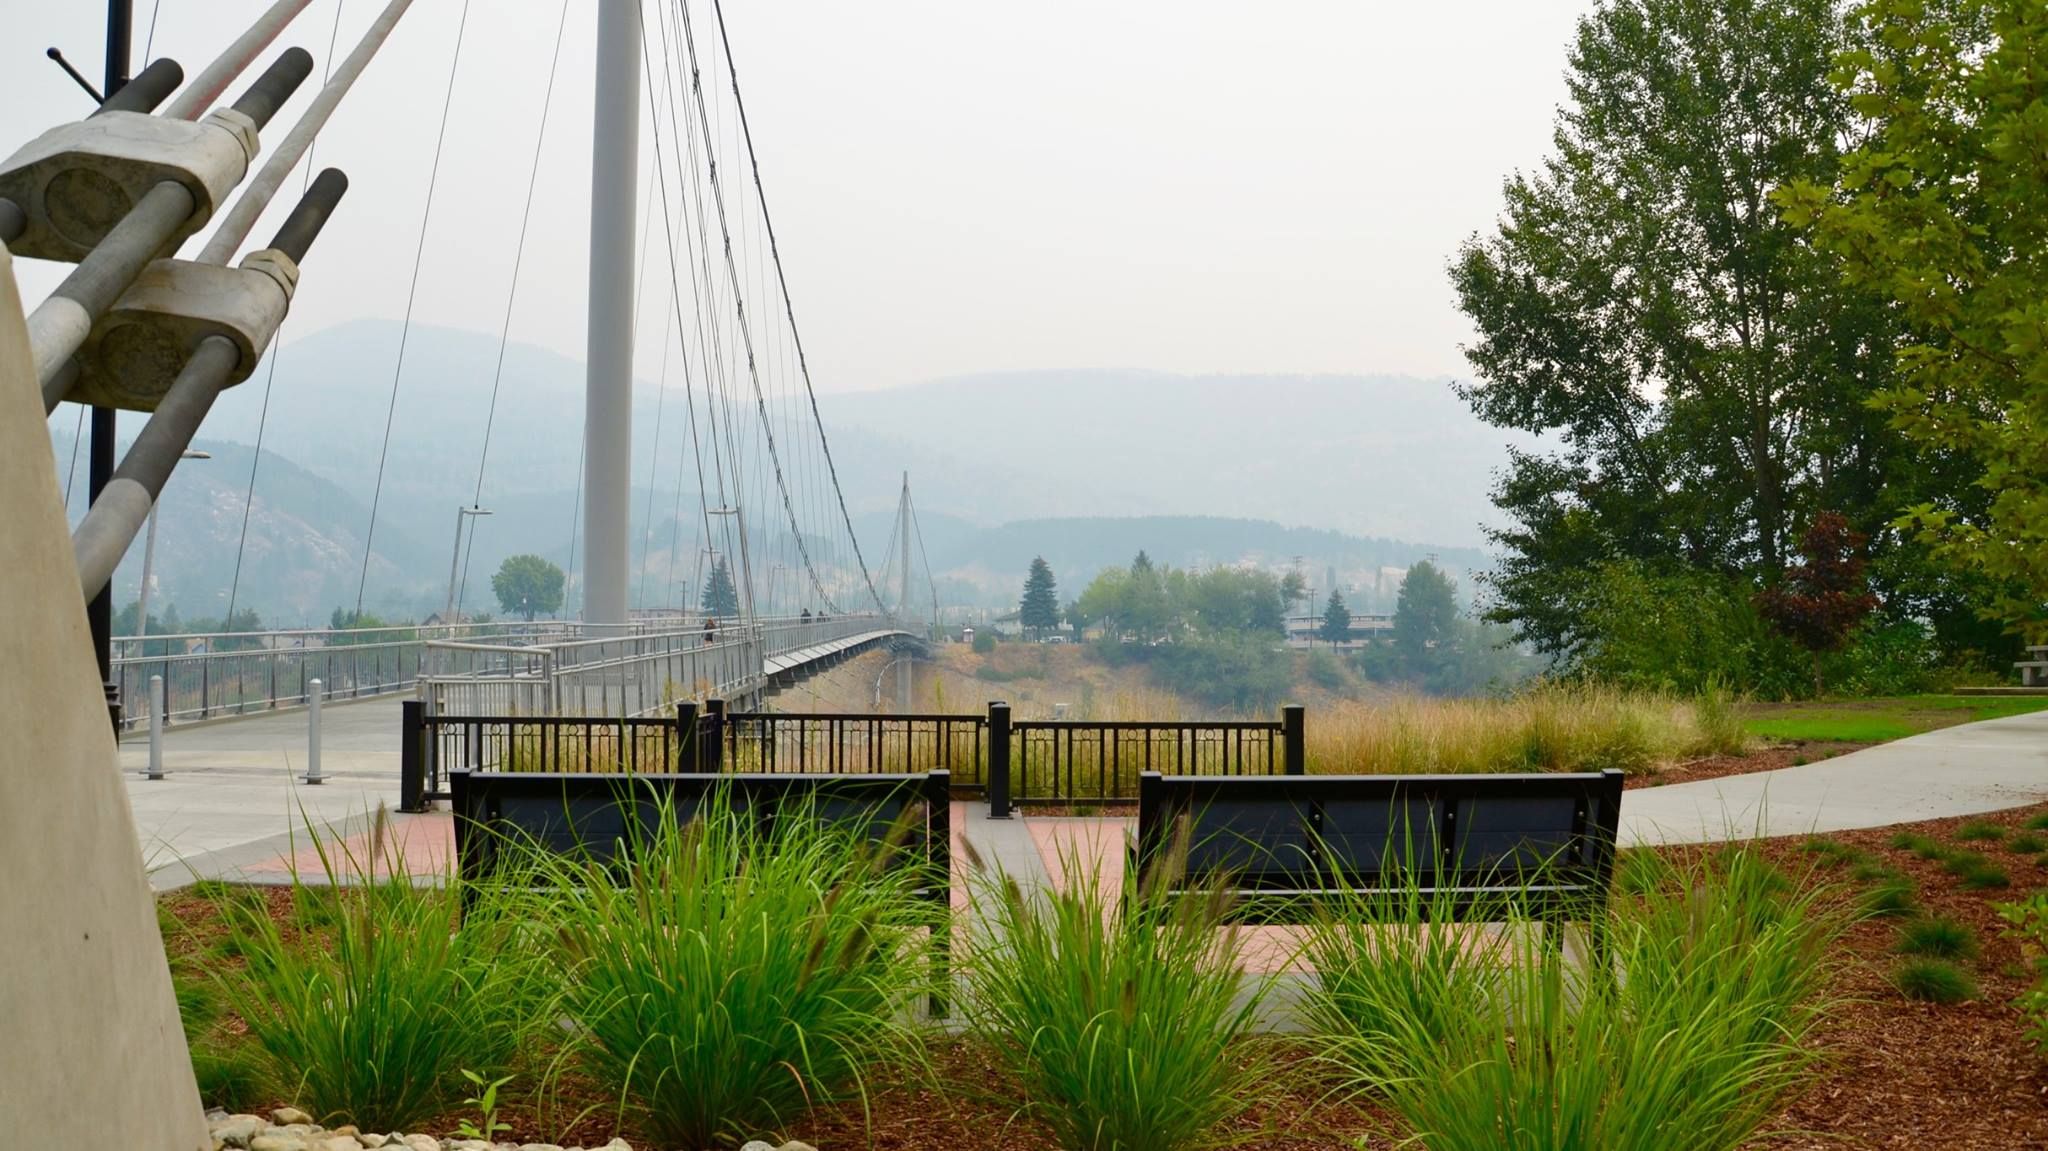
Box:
[1282,704,1306,775]
[704,697,727,773]
[675,701,700,772]
[400,699,426,812]
[987,701,1012,818]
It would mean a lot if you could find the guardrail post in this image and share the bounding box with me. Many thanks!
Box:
[146,674,166,781]
[304,679,325,784]
[675,701,700,772]
[1283,704,1306,775]
[704,697,726,773]
[987,701,1012,818]
[400,698,426,812]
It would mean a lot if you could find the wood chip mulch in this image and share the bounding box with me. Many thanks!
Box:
[1744,803,2048,1150]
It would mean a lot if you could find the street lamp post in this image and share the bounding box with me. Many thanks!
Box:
[134,449,210,652]
[443,505,493,625]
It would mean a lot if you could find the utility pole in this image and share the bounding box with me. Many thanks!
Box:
[87,0,134,727]
[583,0,639,630]
[897,472,912,711]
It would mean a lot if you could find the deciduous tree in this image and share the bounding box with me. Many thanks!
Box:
[492,554,566,621]
[1755,511,1880,693]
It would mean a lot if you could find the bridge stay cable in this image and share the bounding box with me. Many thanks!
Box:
[706,0,888,616]
[661,0,862,617]
[454,0,572,621]
[350,0,473,619]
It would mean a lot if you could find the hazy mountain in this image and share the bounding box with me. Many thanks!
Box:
[53,318,1521,621]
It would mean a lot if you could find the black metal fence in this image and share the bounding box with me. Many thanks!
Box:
[403,698,1306,814]
[1008,708,1303,811]
[721,710,987,783]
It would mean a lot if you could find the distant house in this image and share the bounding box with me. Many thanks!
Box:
[1284,611,1392,649]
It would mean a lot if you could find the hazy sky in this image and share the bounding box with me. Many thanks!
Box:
[5,1,1591,394]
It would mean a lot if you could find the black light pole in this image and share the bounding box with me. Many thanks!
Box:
[89,0,133,729]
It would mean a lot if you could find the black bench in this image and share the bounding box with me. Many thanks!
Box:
[1134,769,1624,944]
[449,768,952,1012]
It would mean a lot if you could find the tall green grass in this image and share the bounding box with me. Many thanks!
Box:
[207,809,545,1131]
[959,842,1275,1151]
[1303,845,1839,1151]
[504,796,940,1149]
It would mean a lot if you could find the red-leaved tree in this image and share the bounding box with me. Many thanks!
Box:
[1754,511,1879,696]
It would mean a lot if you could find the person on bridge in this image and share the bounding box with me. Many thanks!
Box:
[703,616,717,643]
[800,608,812,623]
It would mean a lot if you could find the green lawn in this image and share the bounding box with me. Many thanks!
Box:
[1744,694,2048,745]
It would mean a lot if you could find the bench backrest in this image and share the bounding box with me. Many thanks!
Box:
[1134,769,1624,922]
[450,769,951,905]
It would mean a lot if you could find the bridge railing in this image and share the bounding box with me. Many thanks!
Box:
[111,620,546,727]
[414,614,889,719]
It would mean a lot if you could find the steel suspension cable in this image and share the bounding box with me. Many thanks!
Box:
[222,0,348,629]
[662,1,840,615]
[351,0,472,618]
[707,0,887,614]
[454,0,570,620]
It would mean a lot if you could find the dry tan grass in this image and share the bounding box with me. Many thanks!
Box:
[1305,684,1748,776]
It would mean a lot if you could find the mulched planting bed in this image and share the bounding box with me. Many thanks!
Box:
[159,798,2048,1149]
[1746,802,2048,1150]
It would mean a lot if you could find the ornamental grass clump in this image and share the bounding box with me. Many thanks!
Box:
[208,808,545,1132]
[960,839,1274,1151]
[1305,845,1839,1151]
[513,796,940,1150]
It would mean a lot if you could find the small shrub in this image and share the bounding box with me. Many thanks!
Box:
[2026,813,2048,832]
[2007,833,2046,854]
[1957,820,2007,842]
[1309,845,1839,1151]
[1895,917,1978,961]
[210,811,544,1132]
[963,843,1273,1151]
[1943,851,1993,878]
[518,796,939,1150]
[1849,861,1901,884]
[1861,881,1918,918]
[190,1042,267,1113]
[1893,958,1978,1004]
[1996,893,2048,1053]
[1797,838,1867,869]
[1962,865,2013,891]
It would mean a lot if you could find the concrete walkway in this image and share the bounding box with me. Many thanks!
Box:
[1619,706,2048,846]
[116,696,407,889]
[118,702,2048,889]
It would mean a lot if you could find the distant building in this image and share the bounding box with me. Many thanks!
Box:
[1284,611,1391,649]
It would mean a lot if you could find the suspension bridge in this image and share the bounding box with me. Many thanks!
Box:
[12,0,951,737]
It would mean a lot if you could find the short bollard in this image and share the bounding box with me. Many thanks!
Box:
[146,674,166,781]
[304,678,324,785]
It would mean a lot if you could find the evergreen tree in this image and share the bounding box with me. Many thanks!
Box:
[1019,556,1061,637]
[701,556,740,617]
[1319,589,1353,644]
[1393,562,1459,673]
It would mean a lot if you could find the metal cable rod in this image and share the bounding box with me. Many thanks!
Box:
[658,0,837,615]
[706,0,888,615]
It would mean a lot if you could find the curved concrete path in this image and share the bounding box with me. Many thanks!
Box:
[1619,707,2048,846]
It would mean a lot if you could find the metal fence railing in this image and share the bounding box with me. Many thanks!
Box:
[1007,710,1303,810]
[402,695,1306,814]
[415,615,891,719]
[111,620,552,728]
[721,710,988,783]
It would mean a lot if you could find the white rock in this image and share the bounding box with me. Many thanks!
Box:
[739,1143,775,1151]
[400,1137,441,1151]
[517,1144,564,1151]
[317,1137,365,1151]
[446,1141,491,1151]
[778,1144,820,1151]
[211,1115,265,1148]
[357,1136,390,1149]
[272,1107,315,1127]
[250,1136,309,1151]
